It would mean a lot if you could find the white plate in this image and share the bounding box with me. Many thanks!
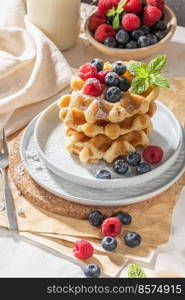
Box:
[34,101,182,189]
[20,116,185,207]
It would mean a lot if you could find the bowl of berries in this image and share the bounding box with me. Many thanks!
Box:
[85,0,177,60]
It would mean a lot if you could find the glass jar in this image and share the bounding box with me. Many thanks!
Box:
[26,0,81,51]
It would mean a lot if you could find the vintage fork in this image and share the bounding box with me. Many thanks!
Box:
[0,129,18,230]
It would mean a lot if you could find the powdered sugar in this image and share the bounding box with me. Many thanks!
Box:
[15,165,25,176]
[96,107,107,118]
[26,151,40,161]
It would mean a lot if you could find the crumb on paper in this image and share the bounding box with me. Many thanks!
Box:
[0,202,6,212]
[16,207,26,217]
[16,191,21,197]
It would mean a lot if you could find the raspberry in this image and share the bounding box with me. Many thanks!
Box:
[98,0,113,15]
[89,12,107,32]
[143,5,162,27]
[79,63,97,81]
[124,0,142,14]
[97,69,111,84]
[95,24,116,43]
[112,0,121,7]
[83,78,103,97]
[143,145,164,164]
[73,240,94,260]
[122,13,141,31]
[146,0,165,11]
[102,217,122,237]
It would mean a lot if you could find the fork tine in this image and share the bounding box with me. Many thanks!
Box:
[3,129,9,155]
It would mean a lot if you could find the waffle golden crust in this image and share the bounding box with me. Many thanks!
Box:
[65,128,151,164]
[60,102,156,140]
[58,80,159,124]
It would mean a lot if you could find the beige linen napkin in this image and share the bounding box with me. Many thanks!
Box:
[0,0,72,136]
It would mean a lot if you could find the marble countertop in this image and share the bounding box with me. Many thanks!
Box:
[0,4,185,278]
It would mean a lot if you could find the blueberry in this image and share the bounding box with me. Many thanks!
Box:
[119,77,131,92]
[105,72,120,86]
[107,16,114,26]
[84,264,101,278]
[136,162,151,175]
[146,34,158,45]
[88,211,104,227]
[117,44,124,48]
[112,61,127,76]
[155,30,166,40]
[139,25,150,35]
[113,159,129,175]
[137,35,150,48]
[91,58,103,72]
[114,212,132,225]
[153,20,167,31]
[104,37,117,48]
[160,13,165,21]
[102,236,117,251]
[116,29,129,45]
[96,169,111,179]
[126,152,141,167]
[131,29,143,41]
[125,40,138,49]
[105,87,122,103]
[124,232,141,248]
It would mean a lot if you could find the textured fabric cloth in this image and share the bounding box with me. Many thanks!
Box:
[0,0,72,136]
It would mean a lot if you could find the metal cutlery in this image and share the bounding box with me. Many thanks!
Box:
[0,129,18,231]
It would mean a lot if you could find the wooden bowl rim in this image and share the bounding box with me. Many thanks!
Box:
[84,5,177,54]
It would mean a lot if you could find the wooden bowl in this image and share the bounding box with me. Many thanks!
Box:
[84,5,177,60]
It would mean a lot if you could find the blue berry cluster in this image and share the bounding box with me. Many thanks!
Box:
[104,61,131,103]
[104,20,167,49]
[84,210,142,278]
[95,151,151,180]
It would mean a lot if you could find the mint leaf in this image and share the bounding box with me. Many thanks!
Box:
[147,55,167,75]
[131,77,150,94]
[128,264,147,278]
[117,0,126,14]
[107,7,116,17]
[150,74,170,89]
[128,56,169,95]
[116,6,124,15]
[113,14,120,30]
[126,61,147,76]
[135,67,148,79]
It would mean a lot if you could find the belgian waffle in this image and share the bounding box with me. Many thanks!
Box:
[58,59,163,164]
[60,102,156,140]
[65,127,152,163]
[59,81,159,123]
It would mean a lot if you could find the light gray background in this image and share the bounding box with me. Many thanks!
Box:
[82,0,185,27]
[166,0,185,26]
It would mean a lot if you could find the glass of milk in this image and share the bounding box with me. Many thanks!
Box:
[26,0,81,51]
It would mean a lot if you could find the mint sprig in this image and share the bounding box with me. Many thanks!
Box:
[147,55,167,74]
[107,0,126,30]
[126,55,170,94]
[128,264,147,278]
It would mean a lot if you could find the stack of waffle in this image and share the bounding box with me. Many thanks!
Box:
[58,63,159,164]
